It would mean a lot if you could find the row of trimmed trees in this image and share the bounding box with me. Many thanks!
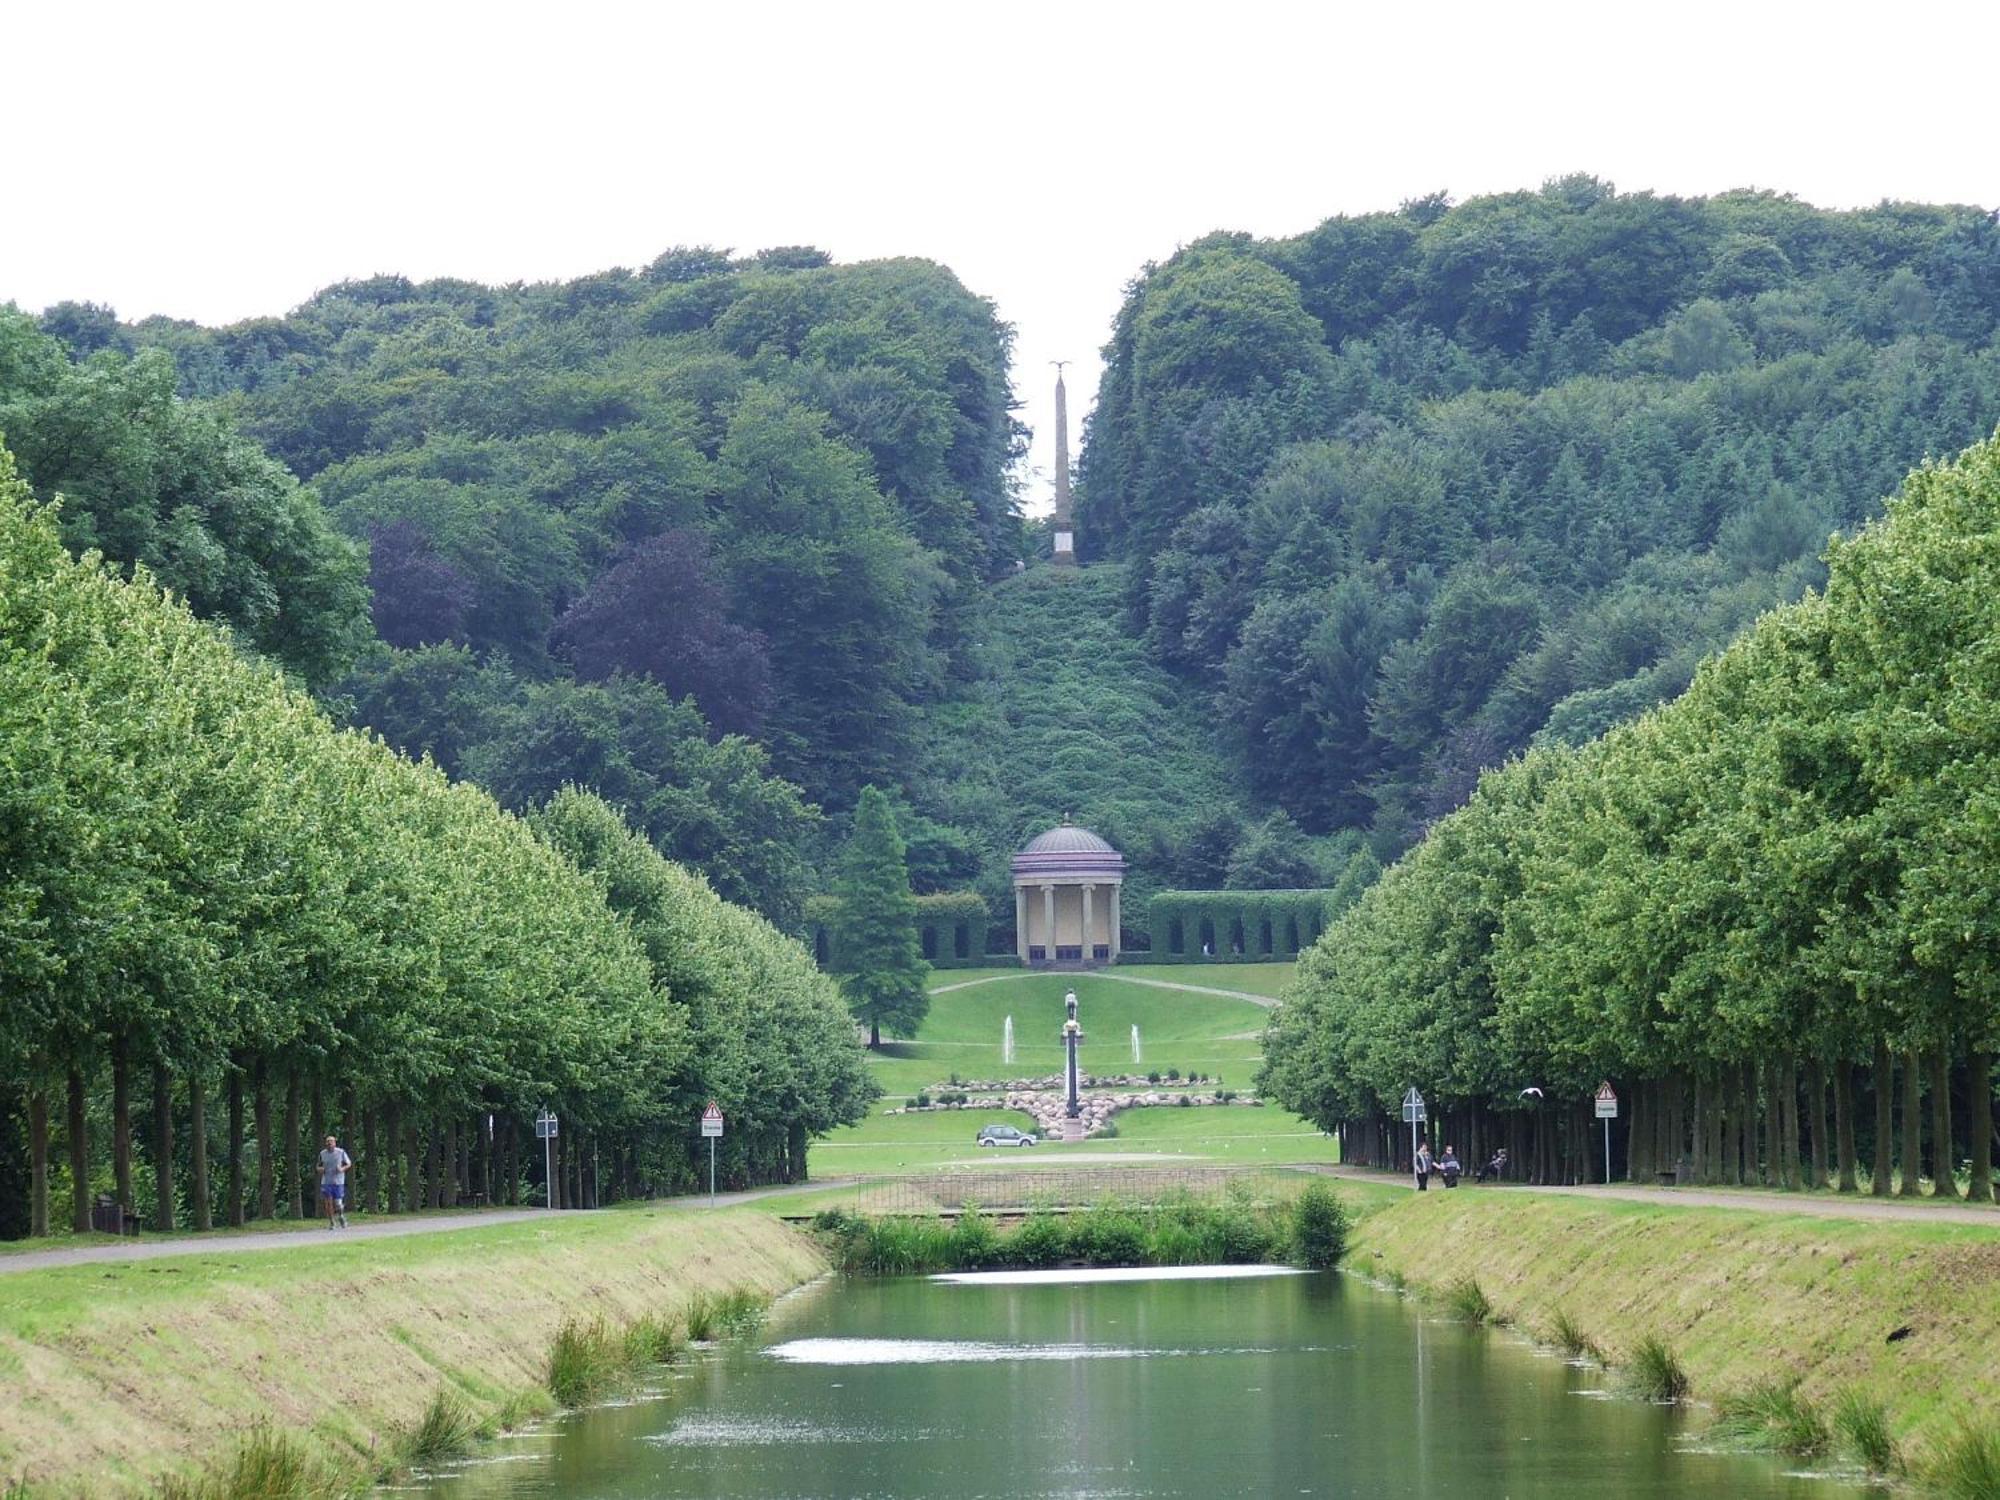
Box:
[0,447,873,1237]
[1261,433,2000,1200]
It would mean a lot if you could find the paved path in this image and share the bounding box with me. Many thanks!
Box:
[0,1180,866,1276]
[929,972,1278,1007]
[1309,1165,2000,1227]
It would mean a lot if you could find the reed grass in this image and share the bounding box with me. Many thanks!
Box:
[399,1388,476,1468]
[154,1427,329,1499]
[1547,1307,1598,1362]
[1442,1277,1493,1326]
[1620,1334,1689,1403]
[1921,1420,2000,1499]
[545,1317,624,1408]
[1828,1388,1898,1475]
[1710,1378,1828,1457]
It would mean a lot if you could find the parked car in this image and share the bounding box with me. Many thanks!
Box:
[976,1124,1038,1148]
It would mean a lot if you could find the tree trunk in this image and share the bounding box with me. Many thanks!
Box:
[151,1063,175,1232]
[404,1116,423,1214]
[1834,1059,1859,1193]
[254,1062,275,1220]
[1870,1043,1892,1195]
[227,1067,245,1227]
[382,1099,401,1213]
[1806,1058,1830,1190]
[344,1087,360,1204]
[112,1045,134,1214]
[28,1086,49,1239]
[67,1069,91,1234]
[1778,1055,1801,1190]
[1665,1073,1686,1184]
[1898,1048,1923,1197]
[309,1075,325,1163]
[362,1106,379,1215]
[430,1124,449,1210]
[1737,1061,1757,1185]
[1968,1051,1994,1205]
[188,1073,211,1232]
[1930,1049,1959,1199]
[283,1070,304,1218]
[478,1112,493,1203]
[1690,1075,1709,1184]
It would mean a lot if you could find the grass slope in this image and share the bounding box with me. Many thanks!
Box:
[913,564,1243,913]
[1351,1189,2000,1463]
[0,1209,824,1497]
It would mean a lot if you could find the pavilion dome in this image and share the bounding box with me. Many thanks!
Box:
[1020,823,1117,856]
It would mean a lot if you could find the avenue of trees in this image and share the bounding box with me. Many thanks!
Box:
[0,445,872,1238]
[1260,434,2000,1201]
[1082,180,2000,860]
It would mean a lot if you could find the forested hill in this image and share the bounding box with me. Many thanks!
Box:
[908,564,1247,921]
[19,251,1018,926]
[1082,178,2000,855]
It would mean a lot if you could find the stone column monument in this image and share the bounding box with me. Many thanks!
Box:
[1052,364,1076,567]
[1061,989,1084,1140]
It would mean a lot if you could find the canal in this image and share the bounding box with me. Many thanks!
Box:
[411,1265,1871,1498]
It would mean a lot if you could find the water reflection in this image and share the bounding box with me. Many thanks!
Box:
[412,1268,1873,1499]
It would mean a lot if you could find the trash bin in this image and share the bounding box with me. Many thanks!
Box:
[90,1195,123,1234]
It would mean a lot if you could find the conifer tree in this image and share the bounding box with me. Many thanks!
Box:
[829,787,929,1047]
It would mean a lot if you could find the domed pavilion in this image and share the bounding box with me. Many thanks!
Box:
[1012,820,1125,967]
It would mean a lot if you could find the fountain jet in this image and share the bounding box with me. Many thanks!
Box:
[1003,1015,1014,1066]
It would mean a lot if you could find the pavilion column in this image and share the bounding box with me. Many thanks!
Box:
[1015,886,1030,962]
[1042,885,1056,963]
[1109,885,1121,958]
[1082,884,1096,964]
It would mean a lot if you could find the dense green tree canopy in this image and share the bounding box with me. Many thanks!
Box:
[1082,181,2000,852]
[0,309,368,682]
[1261,432,2000,1201]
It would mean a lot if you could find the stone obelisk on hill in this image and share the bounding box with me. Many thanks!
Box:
[1052,365,1076,566]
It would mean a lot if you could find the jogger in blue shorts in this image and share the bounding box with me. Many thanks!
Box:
[317,1135,352,1229]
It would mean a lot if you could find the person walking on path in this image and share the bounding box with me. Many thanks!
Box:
[1440,1146,1462,1187]
[1415,1138,1434,1191]
[317,1135,352,1229]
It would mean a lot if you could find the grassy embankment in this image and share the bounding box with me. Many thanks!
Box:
[1351,1188,2000,1479]
[0,1209,824,1498]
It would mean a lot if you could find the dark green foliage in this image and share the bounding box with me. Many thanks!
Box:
[1147,890,1329,962]
[0,445,868,1237]
[1287,1181,1350,1267]
[0,309,369,684]
[115,254,1017,818]
[823,1191,1318,1274]
[807,890,991,970]
[829,789,930,1046]
[1082,181,2000,848]
[1259,434,2000,1196]
[908,565,1247,940]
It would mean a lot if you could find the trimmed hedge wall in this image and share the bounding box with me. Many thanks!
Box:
[805,890,999,970]
[1146,890,1331,962]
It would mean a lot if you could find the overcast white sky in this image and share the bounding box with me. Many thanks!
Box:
[6,1,1997,515]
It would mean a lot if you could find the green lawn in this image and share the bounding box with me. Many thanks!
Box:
[868,968,1277,1097]
[807,1100,1338,1176]
[1100,961,1297,997]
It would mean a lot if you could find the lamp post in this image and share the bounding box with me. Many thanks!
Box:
[1062,989,1083,1125]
